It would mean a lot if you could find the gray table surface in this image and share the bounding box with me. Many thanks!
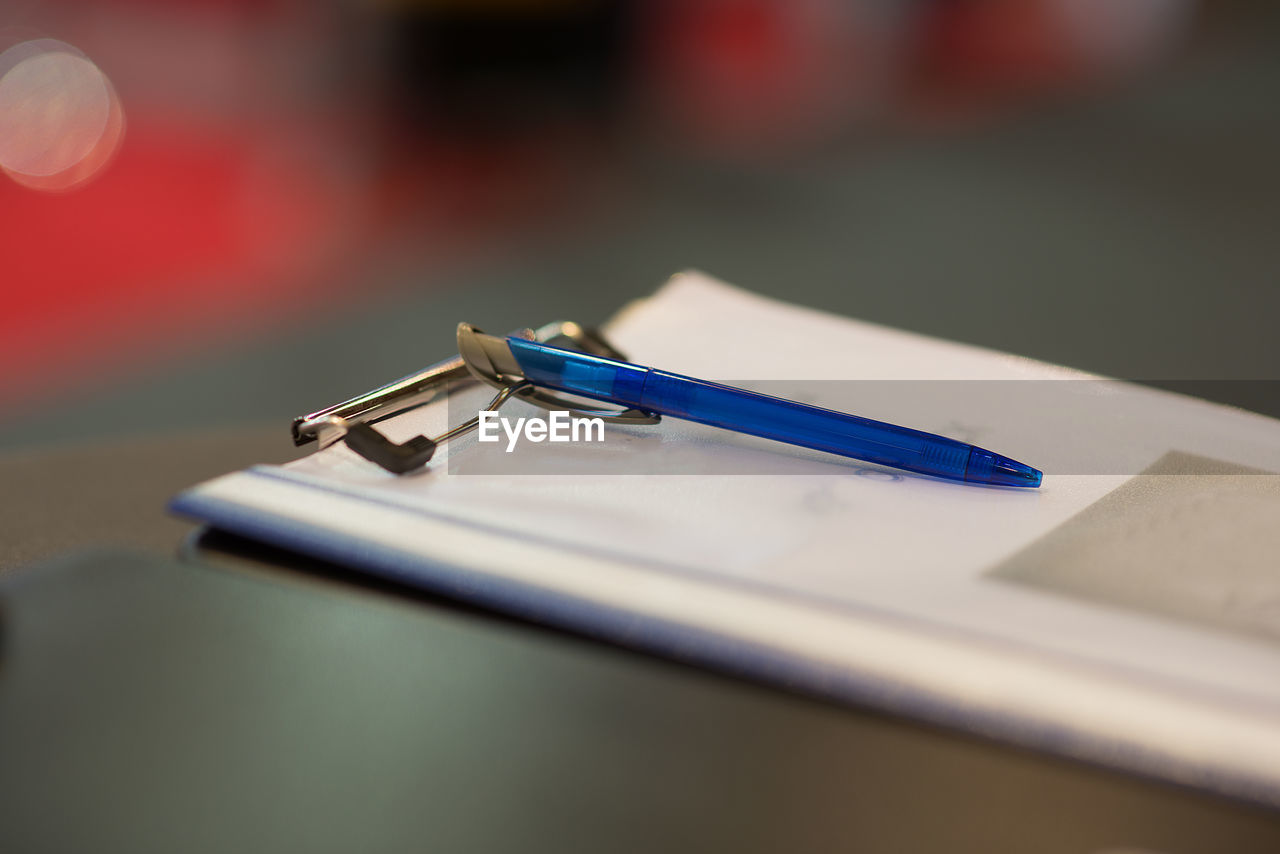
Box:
[0,425,299,575]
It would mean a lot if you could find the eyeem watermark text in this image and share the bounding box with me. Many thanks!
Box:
[477,410,605,452]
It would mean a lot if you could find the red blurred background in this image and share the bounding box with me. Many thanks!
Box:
[0,0,1212,417]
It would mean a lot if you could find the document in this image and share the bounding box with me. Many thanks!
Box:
[175,272,1280,806]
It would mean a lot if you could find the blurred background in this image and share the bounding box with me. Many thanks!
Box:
[1,0,1277,451]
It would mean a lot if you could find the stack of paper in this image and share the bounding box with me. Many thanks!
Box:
[174,272,1280,807]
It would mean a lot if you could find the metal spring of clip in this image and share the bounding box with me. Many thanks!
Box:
[291,321,660,474]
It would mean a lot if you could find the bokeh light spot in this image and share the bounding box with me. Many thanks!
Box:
[0,39,124,191]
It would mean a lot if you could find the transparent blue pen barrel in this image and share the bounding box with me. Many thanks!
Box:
[636,371,973,480]
[506,338,1040,486]
[508,338,650,405]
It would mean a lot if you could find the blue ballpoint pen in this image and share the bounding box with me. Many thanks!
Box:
[456,325,1042,488]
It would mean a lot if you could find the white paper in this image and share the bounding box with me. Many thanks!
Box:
[181,271,1280,800]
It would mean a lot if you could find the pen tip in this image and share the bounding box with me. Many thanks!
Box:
[965,448,1041,488]
[988,455,1042,488]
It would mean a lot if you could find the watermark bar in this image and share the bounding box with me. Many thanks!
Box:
[447,380,1280,476]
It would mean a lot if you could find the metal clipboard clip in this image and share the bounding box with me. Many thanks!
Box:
[291,321,659,474]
